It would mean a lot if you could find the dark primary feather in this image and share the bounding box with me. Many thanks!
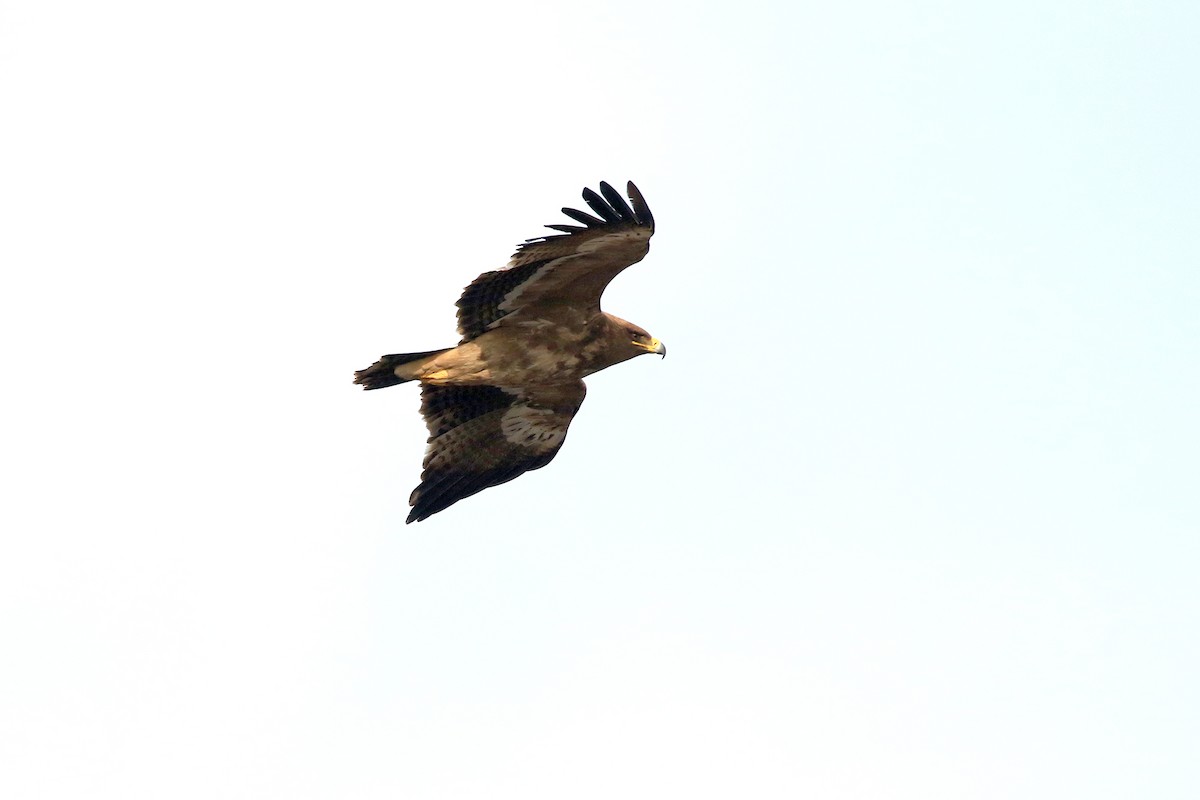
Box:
[561,206,606,227]
[455,181,655,341]
[599,181,636,220]
[625,181,654,228]
[582,187,622,223]
[523,180,653,249]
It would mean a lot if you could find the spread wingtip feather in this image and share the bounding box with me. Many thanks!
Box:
[626,181,654,230]
[582,187,622,223]
[516,180,654,252]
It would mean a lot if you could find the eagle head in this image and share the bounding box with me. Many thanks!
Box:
[625,322,666,359]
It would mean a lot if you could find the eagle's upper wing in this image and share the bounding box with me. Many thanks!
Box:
[456,181,655,341]
[407,381,587,523]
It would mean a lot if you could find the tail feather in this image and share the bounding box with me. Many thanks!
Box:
[354,348,451,390]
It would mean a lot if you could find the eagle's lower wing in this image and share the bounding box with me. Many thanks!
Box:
[456,181,654,341]
[407,382,588,523]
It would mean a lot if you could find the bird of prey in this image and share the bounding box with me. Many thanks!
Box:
[355,181,664,523]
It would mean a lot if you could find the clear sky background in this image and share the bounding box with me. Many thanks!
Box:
[2,1,1197,797]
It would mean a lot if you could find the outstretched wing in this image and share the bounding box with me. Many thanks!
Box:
[456,181,655,341]
[407,381,588,523]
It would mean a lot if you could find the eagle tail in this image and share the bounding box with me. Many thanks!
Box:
[353,349,452,390]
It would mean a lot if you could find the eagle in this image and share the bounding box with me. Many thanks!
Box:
[355,181,664,523]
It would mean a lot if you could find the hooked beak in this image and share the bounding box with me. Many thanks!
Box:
[633,337,667,358]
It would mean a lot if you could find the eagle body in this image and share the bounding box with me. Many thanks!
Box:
[355,181,663,523]
[392,314,651,387]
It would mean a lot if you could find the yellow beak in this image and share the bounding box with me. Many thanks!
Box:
[634,338,666,358]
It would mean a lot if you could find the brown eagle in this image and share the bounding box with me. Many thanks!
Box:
[355,181,664,523]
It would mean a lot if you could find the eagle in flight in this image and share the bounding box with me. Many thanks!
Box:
[355,181,664,523]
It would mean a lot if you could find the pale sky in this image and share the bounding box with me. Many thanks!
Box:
[2,1,1198,798]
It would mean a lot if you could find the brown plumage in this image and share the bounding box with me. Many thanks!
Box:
[355,181,664,523]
